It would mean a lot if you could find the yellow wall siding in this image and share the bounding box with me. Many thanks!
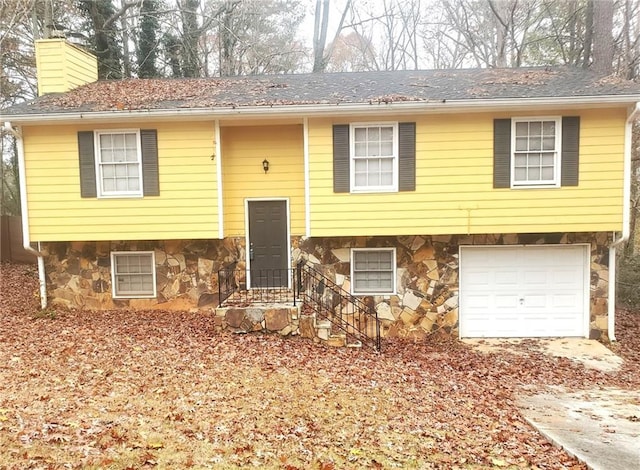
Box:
[308,108,626,236]
[221,125,304,236]
[35,40,97,95]
[24,121,218,241]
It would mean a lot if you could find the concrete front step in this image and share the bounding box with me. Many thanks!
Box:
[324,334,362,348]
[315,319,331,340]
[315,320,363,348]
[325,334,346,347]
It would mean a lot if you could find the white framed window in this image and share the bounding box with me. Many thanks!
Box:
[511,118,561,187]
[350,123,398,193]
[351,248,396,295]
[95,130,143,197]
[111,251,156,298]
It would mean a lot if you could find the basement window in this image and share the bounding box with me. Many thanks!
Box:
[111,251,156,298]
[351,248,396,295]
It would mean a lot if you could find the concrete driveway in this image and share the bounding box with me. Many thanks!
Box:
[464,338,639,470]
[517,388,640,470]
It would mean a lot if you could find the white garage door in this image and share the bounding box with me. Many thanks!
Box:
[459,245,589,338]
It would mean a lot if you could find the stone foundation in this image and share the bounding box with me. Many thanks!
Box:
[43,239,246,311]
[42,232,610,340]
[295,232,610,340]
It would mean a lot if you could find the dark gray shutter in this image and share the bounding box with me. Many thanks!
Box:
[398,122,416,191]
[333,124,349,193]
[561,116,580,186]
[140,129,159,196]
[78,131,97,198]
[493,119,511,188]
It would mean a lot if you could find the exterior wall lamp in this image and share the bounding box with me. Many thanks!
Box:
[262,158,269,173]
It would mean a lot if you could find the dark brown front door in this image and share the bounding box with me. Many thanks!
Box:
[248,200,288,288]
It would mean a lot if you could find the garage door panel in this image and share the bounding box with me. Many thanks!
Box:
[523,270,548,286]
[552,269,583,287]
[495,270,519,286]
[495,295,519,308]
[464,270,492,287]
[552,294,581,308]
[523,294,547,308]
[463,247,518,266]
[460,245,588,338]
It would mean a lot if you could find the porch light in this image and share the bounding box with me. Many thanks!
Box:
[262,158,269,173]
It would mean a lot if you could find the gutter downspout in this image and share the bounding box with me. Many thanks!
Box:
[608,102,640,341]
[215,120,223,239]
[2,122,47,309]
[303,117,310,238]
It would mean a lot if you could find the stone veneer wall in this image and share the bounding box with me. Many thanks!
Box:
[295,232,611,340]
[43,239,246,311]
[42,232,610,340]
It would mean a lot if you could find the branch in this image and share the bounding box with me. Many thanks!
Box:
[323,0,353,66]
[103,0,142,30]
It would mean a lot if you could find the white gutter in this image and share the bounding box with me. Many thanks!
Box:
[6,94,640,125]
[608,102,640,341]
[215,120,224,239]
[303,117,310,238]
[2,122,47,309]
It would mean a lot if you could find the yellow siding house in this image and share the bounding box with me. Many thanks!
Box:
[4,39,640,346]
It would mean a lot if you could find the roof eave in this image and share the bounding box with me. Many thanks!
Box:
[5,94,640,125]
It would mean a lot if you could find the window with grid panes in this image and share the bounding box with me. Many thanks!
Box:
[96,131,142,196]
[111,252,156,298]
[512,119,560,186]
[351,124,397,192]
[351,248,396,294]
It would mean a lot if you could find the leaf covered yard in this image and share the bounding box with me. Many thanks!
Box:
[1,264,639,469]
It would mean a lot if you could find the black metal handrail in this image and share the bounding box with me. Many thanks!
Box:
[216,260,381,351]
[218,261,239,306]
[297,260,381,351]
[218,265,300,306]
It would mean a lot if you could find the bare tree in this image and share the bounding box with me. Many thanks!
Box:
[312,0,352,72]
[77,0,141,79]
[215,0,305,76]
[614,0,640,80]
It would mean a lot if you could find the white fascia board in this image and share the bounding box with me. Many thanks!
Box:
[6,94,640,125]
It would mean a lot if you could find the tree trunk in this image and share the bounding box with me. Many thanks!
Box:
[137,0,159,78]
[582,0,594,68]
[180,0,200,78]
[591,0,614,74]
[312,0,330,72]
[119,1,131,78]
[43,0,53,38]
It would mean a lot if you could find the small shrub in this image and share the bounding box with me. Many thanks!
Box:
[617,254,640,310]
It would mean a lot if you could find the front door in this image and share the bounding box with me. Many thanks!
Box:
[247,200,288,288]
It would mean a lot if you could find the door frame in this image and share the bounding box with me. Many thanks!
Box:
[458,244,591,339]
[244,198,291,289]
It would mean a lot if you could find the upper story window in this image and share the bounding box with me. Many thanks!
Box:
[350,123,399,193]
[77,129,159,199]
[333,122,415,194]
[511,118,561,187]
[95,130,143,197]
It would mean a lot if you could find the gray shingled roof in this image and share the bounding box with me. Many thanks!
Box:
[4,67,640,116]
